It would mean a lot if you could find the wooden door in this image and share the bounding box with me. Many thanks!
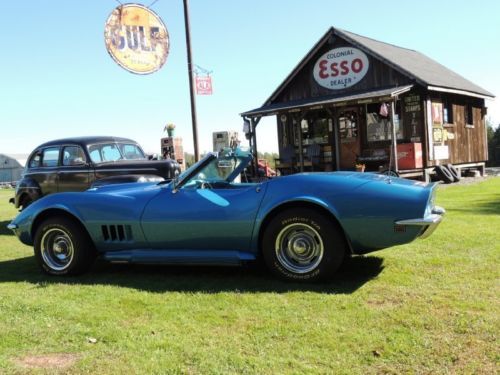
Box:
[337,108,361,170]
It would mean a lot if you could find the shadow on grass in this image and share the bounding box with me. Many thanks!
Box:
[445,196,500,216]
[0,221,14,236]
[0,255,384,294]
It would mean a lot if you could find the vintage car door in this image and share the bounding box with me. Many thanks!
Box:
[24,147,60,196]
[57,145,91,192]
[141,182,266,252]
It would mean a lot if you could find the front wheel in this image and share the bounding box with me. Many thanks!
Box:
[262,208,346,282]
[34,217,96,276]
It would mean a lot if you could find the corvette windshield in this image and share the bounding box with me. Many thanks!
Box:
[174,148,252,191]
[88,143,146,163]
[197,155,247,182]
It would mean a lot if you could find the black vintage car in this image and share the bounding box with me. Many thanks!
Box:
[10,136,180,209]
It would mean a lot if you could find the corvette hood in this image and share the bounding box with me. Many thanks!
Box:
[86,181,165,196]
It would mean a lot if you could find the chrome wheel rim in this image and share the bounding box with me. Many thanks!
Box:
[275,223,324,274]
[40,228,74,271]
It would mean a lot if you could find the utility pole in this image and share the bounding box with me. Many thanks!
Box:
[183,0,200,161]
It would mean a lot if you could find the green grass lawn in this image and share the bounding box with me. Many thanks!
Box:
[0,179,498,374]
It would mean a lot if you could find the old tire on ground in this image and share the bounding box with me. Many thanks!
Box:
[34,217,96,276]
[446,164,461,182]
[434,165,454,184]
[262,208,346,282]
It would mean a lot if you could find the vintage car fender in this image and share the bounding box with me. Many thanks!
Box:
[12,177,42,209]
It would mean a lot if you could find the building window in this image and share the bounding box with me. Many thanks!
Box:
[301,112,331,145]
[338,110,358,140]
[366,103,403,142]
[465,104,474,127]
[443,99,454,125]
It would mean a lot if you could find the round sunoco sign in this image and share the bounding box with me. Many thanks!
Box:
[313,47,369,90]
[104,4,169,74]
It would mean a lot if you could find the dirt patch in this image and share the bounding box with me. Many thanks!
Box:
[14,353,79,370]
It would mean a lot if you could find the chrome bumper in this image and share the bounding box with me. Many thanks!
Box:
[396,206,445,239]
[7,223,18,231]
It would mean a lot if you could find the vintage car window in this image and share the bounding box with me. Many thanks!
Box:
[29,153,41,168]
[41,147,60,167]
[62,146,86,166]
[101,145,122,162]
[119,143,146,160]
[88,147,102,163]
[88,143,122,162]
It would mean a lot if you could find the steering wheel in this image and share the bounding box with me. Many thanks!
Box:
[200,181,212,189]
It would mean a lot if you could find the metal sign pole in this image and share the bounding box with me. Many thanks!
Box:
[183,0,200,162]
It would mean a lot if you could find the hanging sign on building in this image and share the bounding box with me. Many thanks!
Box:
[195,75,213,95]
[104,4,170,75]
[313,47,369,90]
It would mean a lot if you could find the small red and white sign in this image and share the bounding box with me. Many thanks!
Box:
[195,75,213,95]
[313,47,369,90]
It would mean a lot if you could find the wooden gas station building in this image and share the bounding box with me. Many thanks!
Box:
[241,27,494,180]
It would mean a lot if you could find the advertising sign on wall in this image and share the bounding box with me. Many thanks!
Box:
[313,47,369,90]
[104,4,170,74]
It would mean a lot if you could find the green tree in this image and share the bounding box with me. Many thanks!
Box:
[487,118,500,166]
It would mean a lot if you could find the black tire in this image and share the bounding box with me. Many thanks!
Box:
[446,164,461,182]
[20,196,33,211]
[434,165,454,184]
[34,217,96,276]
[262,208,346,282]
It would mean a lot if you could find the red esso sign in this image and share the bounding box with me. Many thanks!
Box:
[313,47,369,90]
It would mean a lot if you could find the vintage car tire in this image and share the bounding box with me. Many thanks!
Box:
[262,208,346,282]
[34,217,96,276]
[434,165,454,184]
[446,164,461,182]
[20,196,33,211]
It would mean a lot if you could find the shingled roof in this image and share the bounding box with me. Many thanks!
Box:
[336,28,494,98]
[251,27,494,115]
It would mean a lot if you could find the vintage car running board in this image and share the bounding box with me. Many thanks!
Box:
[102,249,256,266]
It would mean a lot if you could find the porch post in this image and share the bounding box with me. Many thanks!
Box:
[391,100,399,172]
[250,117,261,176]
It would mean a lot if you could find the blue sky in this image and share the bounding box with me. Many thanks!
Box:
[1,0,499,155]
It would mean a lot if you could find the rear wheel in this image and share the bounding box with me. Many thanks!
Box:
[34,217,96,276]
[262,208,346,282]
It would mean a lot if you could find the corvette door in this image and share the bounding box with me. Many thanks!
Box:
[141,183,266,252]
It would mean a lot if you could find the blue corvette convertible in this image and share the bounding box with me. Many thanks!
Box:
[8,147,444,282]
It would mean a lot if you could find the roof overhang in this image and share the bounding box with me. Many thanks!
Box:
[241,85,413,118]
[427,86,495,100]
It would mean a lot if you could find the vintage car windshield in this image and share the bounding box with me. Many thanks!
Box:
[88,143,146,163]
